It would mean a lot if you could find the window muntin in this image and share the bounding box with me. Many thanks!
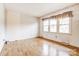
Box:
[43,19,49,32]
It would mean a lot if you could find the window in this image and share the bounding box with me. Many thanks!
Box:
[43,19,49,32]
[59,17,70,33]
[42,11,72,34]
[49,18,57,32]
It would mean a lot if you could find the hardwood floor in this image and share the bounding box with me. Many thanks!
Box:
[0,38,79,56]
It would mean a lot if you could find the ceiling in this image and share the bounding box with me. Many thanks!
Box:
[5,3,75,17]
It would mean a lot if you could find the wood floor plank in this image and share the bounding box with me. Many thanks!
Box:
[0,38,79,56]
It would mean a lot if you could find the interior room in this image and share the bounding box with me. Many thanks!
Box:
[0,3,79,56]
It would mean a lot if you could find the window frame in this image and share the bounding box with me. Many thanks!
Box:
[42,19,50,32]
[42,18,72,34]
[42,11,72,35]
[58,17,72,34]
[49,18,57,33]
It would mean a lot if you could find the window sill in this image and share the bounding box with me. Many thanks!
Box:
[43,31,72,35]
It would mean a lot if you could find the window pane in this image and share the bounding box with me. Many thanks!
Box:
[43,20,49,25]
[59,25,69,33]
[59,17,69,24]
[43,25,49,32]
[50,25,57,32]
[50,19,57,25]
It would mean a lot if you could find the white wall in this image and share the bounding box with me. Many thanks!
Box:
[40,4,79,47]
[0,3,5,41]
[0,3,5,52]
[6,9,38,41]
[20,14,38,40]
